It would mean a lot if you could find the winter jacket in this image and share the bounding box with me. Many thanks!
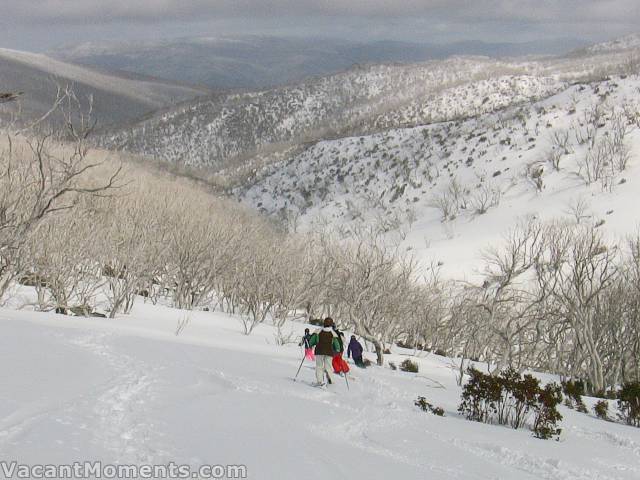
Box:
[301,333,312,349]
[309,327,341,356]
[347,338,364,359]
[333,327,345,353]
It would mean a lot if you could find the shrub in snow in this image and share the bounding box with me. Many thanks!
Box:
[617,382,640,427]
[594,400,610,421]
[532,383,563,440]
[389,362,397,371]
[414,396,445,416]
[562,380,588,413]
[400,358,419,373]
[458,367,562,439]
[458,367,501,424]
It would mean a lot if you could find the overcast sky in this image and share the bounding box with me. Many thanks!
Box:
[1,0,638,51]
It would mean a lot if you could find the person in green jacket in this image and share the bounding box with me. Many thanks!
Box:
[308,317,342,386]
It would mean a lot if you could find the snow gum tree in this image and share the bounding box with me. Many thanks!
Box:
[0,90,121,302]
[326,231,418,365]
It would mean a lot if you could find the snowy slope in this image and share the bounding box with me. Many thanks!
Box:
[239,74,640,278]
[97,36,638,170]
[1,301,638,479]
[98,57,570,169]
[582,34,640,54]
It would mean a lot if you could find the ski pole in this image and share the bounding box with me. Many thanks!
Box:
[293,353,306,381]
[344,371,350,390]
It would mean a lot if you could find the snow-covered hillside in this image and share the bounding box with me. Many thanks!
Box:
[98,57,569,169]
[239,74,640,278]
[98,38,639,170]
[583,34,640,54]
[1,299,639,479]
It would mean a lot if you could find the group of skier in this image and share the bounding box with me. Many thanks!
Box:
[299,317,365,387]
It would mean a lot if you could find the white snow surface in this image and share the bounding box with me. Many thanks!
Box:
[1,300,639,479]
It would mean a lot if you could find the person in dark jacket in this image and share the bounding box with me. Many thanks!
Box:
[347,335,365,368]
[308,318,341,386]
[299,328,315,361]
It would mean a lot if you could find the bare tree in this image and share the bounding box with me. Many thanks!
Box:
[0,93,121,301]
[564,197,591,225]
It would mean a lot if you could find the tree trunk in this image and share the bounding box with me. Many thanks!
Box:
[373,339,384,366]
[0,271,13,303]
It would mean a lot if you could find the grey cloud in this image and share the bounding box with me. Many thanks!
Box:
[3,0,639,24]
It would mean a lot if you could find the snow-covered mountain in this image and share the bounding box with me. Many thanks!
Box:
[1,297,637,479]
[50,35,588,90]
[98,40,638,170]
[239,74,640,278]
[88,35,640,282]
[581,33,640,54]
[0,48,207,128]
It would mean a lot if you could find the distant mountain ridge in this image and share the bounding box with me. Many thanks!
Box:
[50,35,588,90]
[0,48,208,128]
[579,33,640,54]
[96,35,640,174]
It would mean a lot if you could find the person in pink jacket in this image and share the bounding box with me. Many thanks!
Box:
[299,328,315,361]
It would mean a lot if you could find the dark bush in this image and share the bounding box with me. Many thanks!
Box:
[459,367,562,439]
[594,400,610,421]
[617,382,640,427]
[415,396,445,416]
[400,358,419,373]
[562,380,588,413]
[395,340,430,351]
[458,367,502,424]
[533,384,563,440]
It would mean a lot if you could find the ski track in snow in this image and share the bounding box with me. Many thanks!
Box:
[0,401,58,447]
[449,438,612,480]
[1,308,639,479]
[66,332,166,463]
[569,424,640,457]
[0,331,164,462]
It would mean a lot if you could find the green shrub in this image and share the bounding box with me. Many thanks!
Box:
[458,367,562,440]
[533,384,563,440]
[594,400,610,421]
[415,396,445,416]
[617,382,640,427]
[400,358,419,373]
[562,380,588,413]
